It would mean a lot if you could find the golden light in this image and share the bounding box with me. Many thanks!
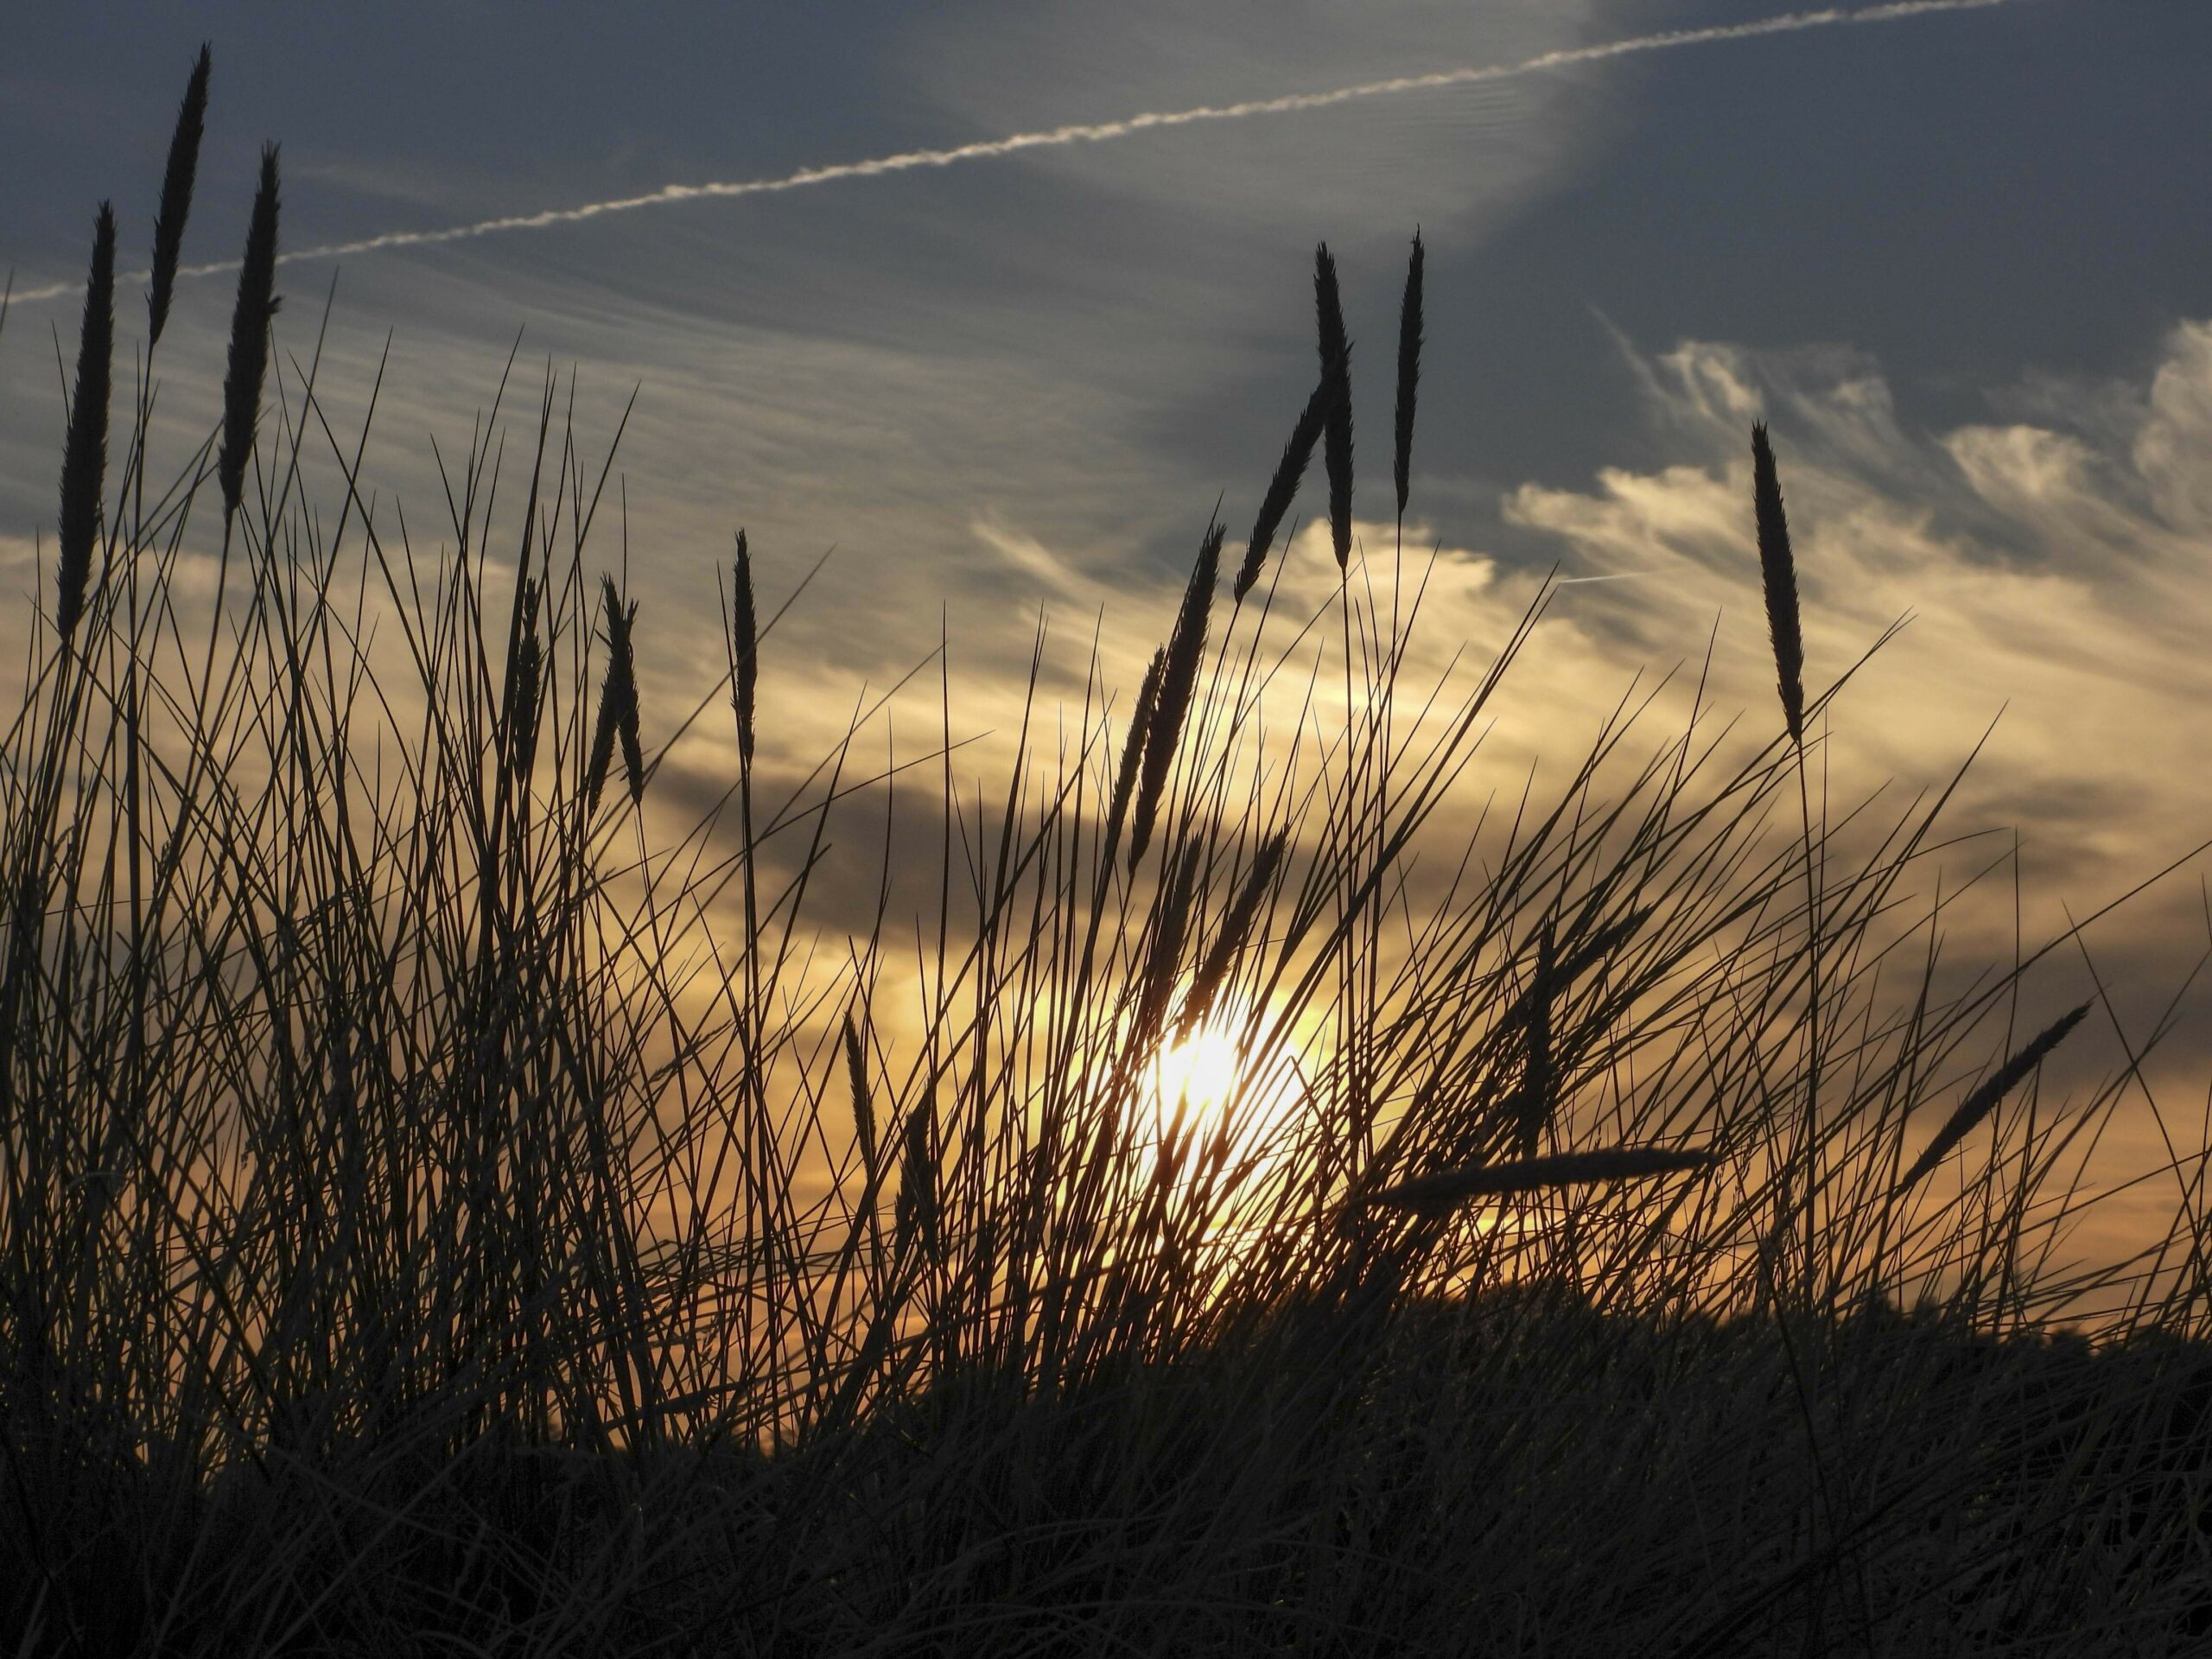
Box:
[1143,998,1309,1170]
[1150,1021,1244,1122]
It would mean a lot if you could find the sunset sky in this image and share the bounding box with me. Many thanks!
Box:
[4,0,2209,1141]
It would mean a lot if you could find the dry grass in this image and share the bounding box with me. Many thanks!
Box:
[3,52,2209,1657]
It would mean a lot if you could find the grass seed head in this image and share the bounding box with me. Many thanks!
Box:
[218,145,282,529]
[1181,830,1287,1035]
[614,603,645,803]
[56,203,115,640]
[1136,842,1206,1042]
[147,45,211,349]
[585,574,640,814]
[895,1099,938,1265]
[1236,375,1332,601]
[1393,229,1423,522]
[505,577,542,779]
[1896,1003,2092,1194]
[1131,523,1221,871]
[1360,1146,1714,1217]
[1314,244,1354,571]
[1751,422,1806,746]
[846,1012,878,1182]
[1108,646,1166,862]
[731,529,758,769]
[1515,924,1556,1159]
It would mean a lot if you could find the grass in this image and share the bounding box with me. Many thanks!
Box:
[3,52,2210,1656]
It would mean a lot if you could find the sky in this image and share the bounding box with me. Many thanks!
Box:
[4,0,2209,1245]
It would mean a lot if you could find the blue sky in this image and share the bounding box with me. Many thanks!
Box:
[4,1,2210,1200]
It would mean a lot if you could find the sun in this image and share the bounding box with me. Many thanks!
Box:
[1143,1000,1308,1163]
[1151,1022,1244,1120]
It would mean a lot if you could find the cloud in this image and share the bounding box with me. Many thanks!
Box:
[1499,321,2212,947]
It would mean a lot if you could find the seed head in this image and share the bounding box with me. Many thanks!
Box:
[1751,423,1805,746]
[148,46,212,349]
[57,203,115,639]
[218,145,283,529]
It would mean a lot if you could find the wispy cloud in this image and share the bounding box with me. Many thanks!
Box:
[5,0,2021,308]
[1498,323,2212,919]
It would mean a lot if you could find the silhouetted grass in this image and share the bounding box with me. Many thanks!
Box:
[216,143,278,530]
[1234,374,1331,603]
[3,56,2209,1658]
[54,203,112,642]
[146,45,210,353]
[1393,227,1422,528]
[1315,242,1354,572]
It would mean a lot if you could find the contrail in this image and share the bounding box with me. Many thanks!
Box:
[7,0,2018,308]
[1555,568,1681,587]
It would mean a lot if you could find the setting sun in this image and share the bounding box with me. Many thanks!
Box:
[1150,1021,1243,1121]
[1143,1002,1308,1169]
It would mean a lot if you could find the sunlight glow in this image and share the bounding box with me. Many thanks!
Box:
[1144,1001,1308,1171]
[1151,1023,1244,1123]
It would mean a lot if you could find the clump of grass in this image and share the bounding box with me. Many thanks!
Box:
[2,79,2207,1659]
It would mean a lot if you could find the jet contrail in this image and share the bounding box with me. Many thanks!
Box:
[1554,568,1681,587]
[7,0,2019,308]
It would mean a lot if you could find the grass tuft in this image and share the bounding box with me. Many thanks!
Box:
[2,73,2206,1656]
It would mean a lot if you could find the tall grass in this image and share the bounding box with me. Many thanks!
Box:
[3,57,2209,1656]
